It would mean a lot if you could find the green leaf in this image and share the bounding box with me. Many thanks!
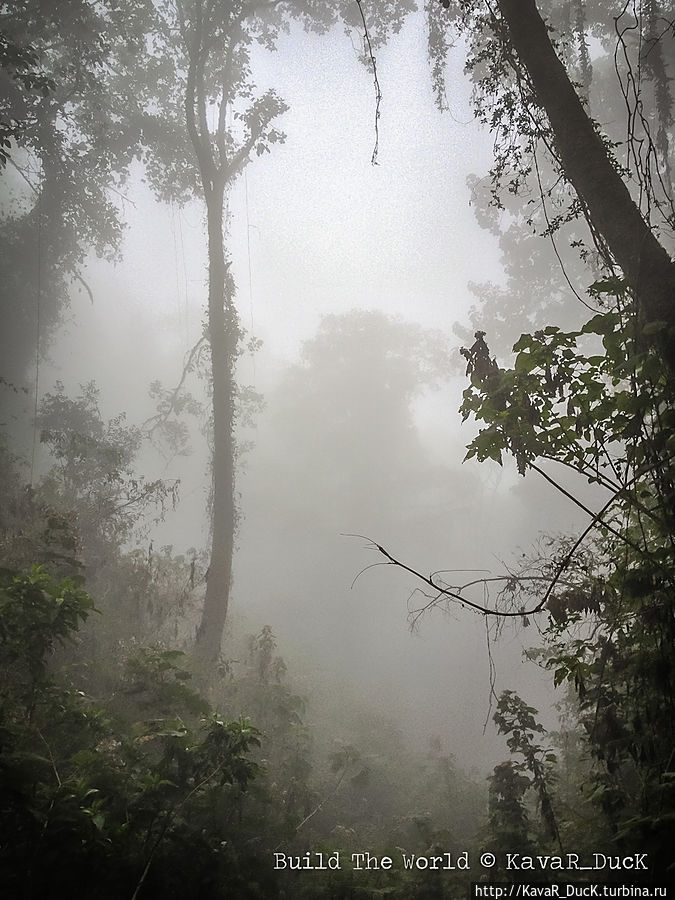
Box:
[581,312,620,336]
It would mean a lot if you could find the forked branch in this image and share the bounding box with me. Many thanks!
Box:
[345,533,549,620]
[345,497,616,626]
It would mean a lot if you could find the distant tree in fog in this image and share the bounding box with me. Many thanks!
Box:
[126,0,413,670]
[130,0,290,669]
[0,1,146,384]
[0,0,414,672]
[266,310,454,521]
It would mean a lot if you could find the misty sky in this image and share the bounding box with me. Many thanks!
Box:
[36,12,590,769]
[55,14,500,377]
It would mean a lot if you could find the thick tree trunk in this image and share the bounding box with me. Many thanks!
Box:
[496,0,675,370]
[194,184,239,666]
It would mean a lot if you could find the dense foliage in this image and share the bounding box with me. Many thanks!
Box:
[460,281,675,882]
[0,568,264,899]
[3,0,675,895]
[0,553,486,898]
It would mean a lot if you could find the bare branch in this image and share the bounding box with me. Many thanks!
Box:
[530,461,657,562]
[73,273,94,304]
[344,533,535,618]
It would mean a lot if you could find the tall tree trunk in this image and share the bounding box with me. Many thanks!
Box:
[180,0,240,671]
[177,0,286,670]
[496,0,675,371]
[194,182,239,666]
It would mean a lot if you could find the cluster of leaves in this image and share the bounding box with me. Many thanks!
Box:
[0,567,271,899]
[0,29,55,166]
[0,387,202,660]
[216,625,315,846]
[1,387,492,900]
[0,560,489,899]
[0,0,162,381]
[536,516,675,874]
[490,692,559,856]
[461,280,674,503]
[38,382,179,549]
[483,690,608,884]
[461,280,675,880]
[209,624,486,899]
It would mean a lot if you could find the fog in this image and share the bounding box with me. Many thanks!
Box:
[9,13,593,770]
[6,4,675,891]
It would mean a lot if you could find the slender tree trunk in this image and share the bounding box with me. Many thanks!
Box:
[180,0,240,670]
[496,0,675,371]
[176,0,285,669]
[194,181,239,666]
